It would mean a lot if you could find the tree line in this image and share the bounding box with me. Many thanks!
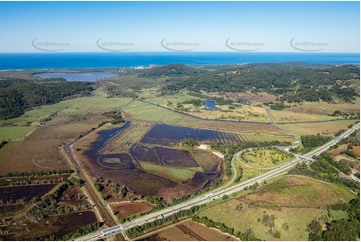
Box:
[0,78,94,119]
[192,215,259,240]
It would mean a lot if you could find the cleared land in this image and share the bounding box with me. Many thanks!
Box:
[146,93,270,122]
[0,119,98,175]
[186,104,269,122]
[270,109,338,123]
[199,175,355,241]
[122,99,295,139]
[0,89,131,126]
[141,220,237,241]
[285,98,360,116]
[280,120,357,136]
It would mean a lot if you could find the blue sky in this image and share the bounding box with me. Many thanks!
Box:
[0,1,359,52]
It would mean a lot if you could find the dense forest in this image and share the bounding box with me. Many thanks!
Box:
[160,64,359,103]
[308,197,360,241]
[0,78,93,119]
[139,63,206,77]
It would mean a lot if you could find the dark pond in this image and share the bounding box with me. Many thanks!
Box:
[130,143,199,168]
[140,123,243,146]
[86,121,131,161]
[34,72,117,82]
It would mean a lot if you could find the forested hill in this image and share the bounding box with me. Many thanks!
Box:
[0,78,93,120]
[161,64,360,103]
[139,63,206,77]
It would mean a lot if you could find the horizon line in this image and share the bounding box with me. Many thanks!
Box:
[0,51,360,54]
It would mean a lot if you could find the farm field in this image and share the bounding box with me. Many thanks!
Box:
[0,126,36,142]
[184,104,270,122]
[0,184,56,202]
[122,100,189,124]
[207,91,277,103]
[199,175,356,241]
[284,98,360,115]
[0,89,131,126]
[140,220,237,241]
[269,109,338,123]
[280,120,357,136]
[239,133,296,143]
[145,92,270,122]
[0,89,131,141]
[144,93,198,107]
[122,99,294,137]
[0,117,100,175]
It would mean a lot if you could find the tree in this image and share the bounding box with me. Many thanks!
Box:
[307,219,322,241]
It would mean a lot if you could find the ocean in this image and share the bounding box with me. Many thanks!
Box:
[0,52,359,70]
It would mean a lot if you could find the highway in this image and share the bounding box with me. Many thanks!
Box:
[75,122,359,241]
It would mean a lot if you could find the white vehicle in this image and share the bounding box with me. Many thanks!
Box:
[205,193,213,198]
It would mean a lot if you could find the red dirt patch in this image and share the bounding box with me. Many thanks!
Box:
[110,202,152,219]
[352,146,360,156]
[331,144,348,156]
[141,220,237,241]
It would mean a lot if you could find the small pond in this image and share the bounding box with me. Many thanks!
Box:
[203,100,217,110]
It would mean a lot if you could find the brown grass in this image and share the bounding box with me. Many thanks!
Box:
[280,120,356,136]
[142,220,237,241]
[110,202,152,219]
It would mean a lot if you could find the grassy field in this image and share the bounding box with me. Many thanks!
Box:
[280,120,357,136]
[145,92,198,107]
[240,133,296,143]
[122,99,295,137]
[240,149,294,169]
[122,100,189,124]
[199,175,356,241]
[181,104,270,122]
[234,160,266,182]
[0,89,132,141]
[139,161,203,182]
[270,109,337,123]
[285,98,360,115]
[0,126,36,141]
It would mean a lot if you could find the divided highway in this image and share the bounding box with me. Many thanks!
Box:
[75,122,360,241]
